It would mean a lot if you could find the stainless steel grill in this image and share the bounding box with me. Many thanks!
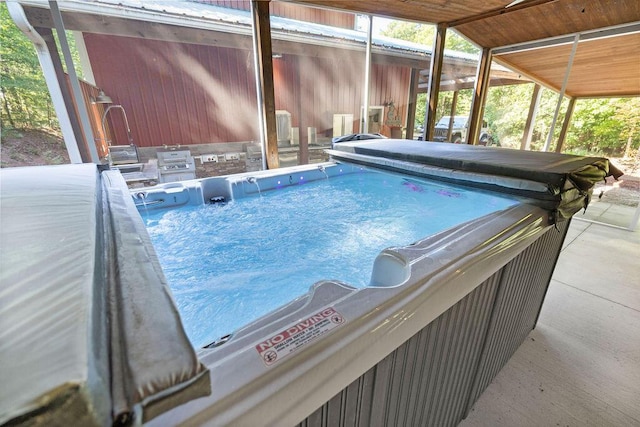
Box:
[156,148,196,183]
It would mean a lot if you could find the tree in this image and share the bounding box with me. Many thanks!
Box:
[484,83,534,147]
[0,3,55,130]
[1,3,83,132]
[566,98,640,156]
[611,98,640,157]
[381,21,479,54]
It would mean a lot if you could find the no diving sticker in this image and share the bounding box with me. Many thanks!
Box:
[256,307,345,366]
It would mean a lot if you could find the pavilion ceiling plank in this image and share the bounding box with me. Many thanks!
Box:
[455,0,640,48]
[495,33,640,97]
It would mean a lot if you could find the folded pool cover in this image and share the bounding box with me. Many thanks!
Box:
[0,165,210,426]
[330,139,623,221]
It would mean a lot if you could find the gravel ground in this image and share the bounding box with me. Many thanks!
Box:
[593,157,640,207]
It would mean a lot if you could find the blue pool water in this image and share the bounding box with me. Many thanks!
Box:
[143,170,517,347]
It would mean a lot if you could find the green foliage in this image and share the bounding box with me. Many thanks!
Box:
[566,98,640,156]
[435,89,473,121]
[444,32,480,55]
[381,22,479,54]
[484,84,529,147]
[1,3,82,132]
[382,21,434,47]
[1,3,55,130]
[484,84,639,156]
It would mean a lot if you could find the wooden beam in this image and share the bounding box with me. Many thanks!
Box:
[405,68,420,140]
[295,56,309,165]
[467,47,492,145]
[521,84,541,150]
[424,23,446,142]
[251,0,279,169]
[49,1,98,163]
[448,0,556,28]
[37,27,91,163]
[555,97,576,153]
[362,14,373,133]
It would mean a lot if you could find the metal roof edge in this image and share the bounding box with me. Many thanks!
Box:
[16,0,480,62]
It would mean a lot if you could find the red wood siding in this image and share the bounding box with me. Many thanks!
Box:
[271,1,355,28]
[195,0,355,28]
[274,58,412,138]
[274,51,367,138]
[84,33,259,147]
[84,33,411,147]
[370,63,411,133]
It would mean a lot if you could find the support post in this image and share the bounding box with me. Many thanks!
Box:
[251,0,279,169]
[468,47,492,145]
[405,68,420,140]
[38,27,91,163]
[49,1,98,163]
[544,34,579,152]
[446,91,459,142]
[424,23,446,141]
[521,84,541,150]
[361,15,373,133]
[295,57,308,165]
[555,97,576,153]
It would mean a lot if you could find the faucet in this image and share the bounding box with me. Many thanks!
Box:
[135,191,147,200]
[318,165,325,172]
[246,177,257,184]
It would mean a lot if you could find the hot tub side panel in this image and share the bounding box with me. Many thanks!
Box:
[464,217,571,415]
[299,219,570,427]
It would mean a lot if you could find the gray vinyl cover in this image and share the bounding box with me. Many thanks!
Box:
[0,164,210,426]
[331,139,623,219]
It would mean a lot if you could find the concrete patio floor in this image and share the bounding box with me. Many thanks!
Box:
[460,201,640,427]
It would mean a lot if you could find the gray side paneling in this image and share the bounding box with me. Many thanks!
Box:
[299,220,569,427]
[300,269,503,427]
[464,219,570,415]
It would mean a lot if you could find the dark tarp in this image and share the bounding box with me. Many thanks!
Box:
[330,139,623,221]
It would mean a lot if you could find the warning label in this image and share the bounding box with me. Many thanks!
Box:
[255,307,345,366]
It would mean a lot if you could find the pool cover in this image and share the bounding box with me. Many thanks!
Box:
[0,165,210,426]
[330,139,623,221]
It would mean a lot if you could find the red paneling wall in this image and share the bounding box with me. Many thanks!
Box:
[273,56,411,139]
[84,33,259,147]
[196,0,356,29]
[370,63,411,133]
[274,51,367,138]
[84,32,411,147]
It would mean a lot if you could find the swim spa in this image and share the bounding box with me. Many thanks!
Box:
[0,141,622,426]
[141,166,518,348]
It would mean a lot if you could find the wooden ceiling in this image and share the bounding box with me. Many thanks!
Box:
[294,0,640,97]
[496,33,640,98]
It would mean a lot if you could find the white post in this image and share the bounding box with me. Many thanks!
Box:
[544,34,579,152]
[250,2,268,171]
[361,15,373,134]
